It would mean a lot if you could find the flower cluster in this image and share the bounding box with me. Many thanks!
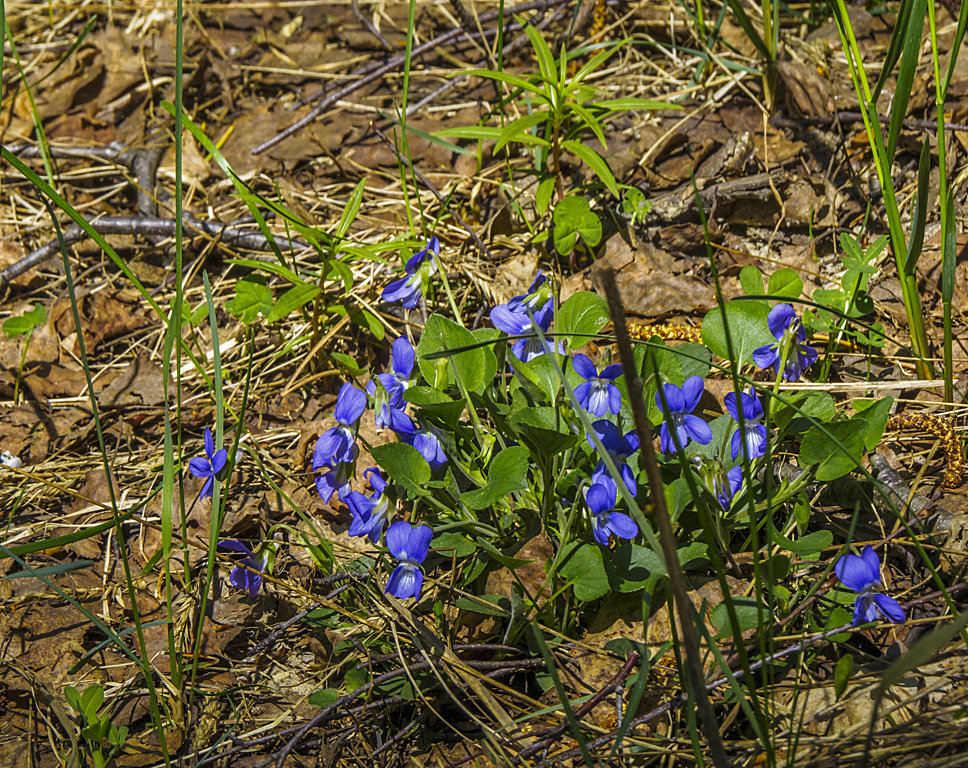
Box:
[654,377,770,509]
[312,275,443,600]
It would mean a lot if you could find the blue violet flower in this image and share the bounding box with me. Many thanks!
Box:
[368,336,415,428]
[490,299,561,362]
[381,237,439,309]
[313,383,367,469]
[573,353,623,417]
[189,428,229,500]
[344,467,391,544]
[584,475,638,545]
[656,376,712,453]
[835,546,905,626]
[724,387,767,460]
[588,419,639,496]
[218,540,267,597]
[385,520,433,600]
[315,462,352,504]
[752,304,818,381]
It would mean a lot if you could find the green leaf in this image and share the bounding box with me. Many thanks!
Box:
[851,396,893,451]
[535,176,555,216]
[462,446,530,511]
[774,390,836,433]
[772,529,833,558]
[799,421,865,481]
[595,97,680,112]
[416,314,485,392]
[349,306,385,341]
[676,342,712,381]
[308,688,340,708]
[80,685,104,719]
[451,69,546,98]
[336,178,366,239]
[371,442,431,496]
[508,406,578,457]
[561,140,618,197]
[711,598,767,635]
[3,303,46,338]
[226,275,274,323]
[768,268,802,300]
[524,23,558,85]
[701,301,773,365]
[553,195,601,255]
[64,686,82,714]
[557,291,609,350]
[558,542,610,602]
[496,111,551,153]
[886,0,927,164]
[267,283,319,322]
[434,532,477,558]
[344,666,368,692]
[904,139,930,277]
[455,595,511,616]
[330,352,364,376]
[434,125,506,142]
[405,386,466,426]
[739,265,765,299]
[834,654,853,700]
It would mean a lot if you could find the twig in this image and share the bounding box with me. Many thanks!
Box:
[351,0,393,51]
[510,652,639,765]
[242,573,361,662]
[0,214,306,292]
[370,122,494,262]
[252,0,568,155]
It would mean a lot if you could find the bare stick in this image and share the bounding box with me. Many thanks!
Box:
[0,214,305,292]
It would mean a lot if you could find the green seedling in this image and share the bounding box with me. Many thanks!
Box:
[437,22,676,206]
[3,302,46,405]
[64,684,128,768]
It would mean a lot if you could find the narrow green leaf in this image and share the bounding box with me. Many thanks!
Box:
[561,140,618,197]
[525,23,558,85]
[834,654,853,700]
[595,97,681,112]
[495,111,550,153]
[872,0,915,102]
[886,0,926,163]
[336,178,366,240]
[942,188,956,303]
[266,284,319,323]
[454,68,544,97]
[904,139,930,276]
[723,0,770,60]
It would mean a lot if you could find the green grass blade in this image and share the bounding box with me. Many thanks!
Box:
[723,0,770,59]
[872,0,915,102]
[904,139,930,276]
[886,0,926,163]
[943,0,968,96]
